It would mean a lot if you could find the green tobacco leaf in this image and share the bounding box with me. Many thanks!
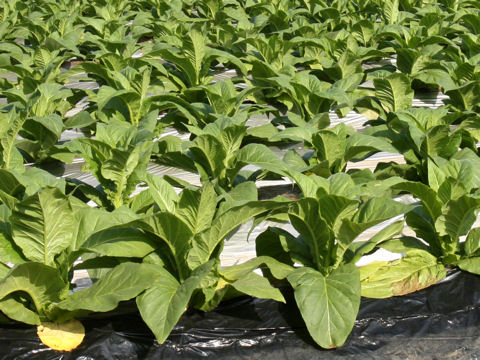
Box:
[11,187,74,266]
[352,197,411,224]
[221,256,294,281]
[0,109,25,171]
[189,134,226,178]
[0,231,25,265]
[230,272,285,303]
[101,146,143,208]
[0,262,65,318]
[81,228,156,258]
[436,196,480,244]
[360,250,446,298]
[135,213,193,279]
[380,236,431,254]
[187,201,286,270]
[137,261,214,344]
[347,220,405,264]
[345,133,398,161]
[287,264,361,349]
[237,144,289,175]
[337,198,412,245]
[0,169,25,209]
[465,228,480,256]
[145,174,178,213]
[311,127,347,171]
[71,206,139,251]
[63,111,96,129]
[58,263,167,312]
[374,73,413,112]
[177,183,217,234]
[0,296,40,324]
[392,181,442,219]
[457,257,480,275]
[288,198,331,269]
[219,181,258,214]
[384,0,399,24]
[423,126,462,159]
[256,227,312,267]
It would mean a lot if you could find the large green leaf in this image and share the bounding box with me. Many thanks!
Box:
[392,181,442,219]
[221,256,294,281]
[71,206,139,251]
[145,174,178,213]
[0,231,25,265]
[0,109,25,171]
[137,261,214,344]
[101,146,142,208]
[189,134,226,179]
[0,169,25,209]
[256,227,313,267]
[374,73,413,112]
[81,228,156,258]
[287,264,361,348]
[345,133,398,161]
[0,262,65,319]
[0,296,40,324]
[288,198,332,270]
[436,196,480,246]
[360,250,446,298]
[187,201,286,270]
[337,198,412,244]
[135,213,193,280]
[457,257,480,275]
[346,220,405,264]
[176,183,217,234]
[58,263,167,312]
[229,272,285,303]
[236,144,289,175]
[465,228,480,256]
[11,187,74,266]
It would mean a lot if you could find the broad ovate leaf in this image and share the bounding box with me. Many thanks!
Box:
[0,262,65,321]
[436,196,480,245]
[57,263,167,312]
[145,174,178,213]
[464,228,480,256]
[287,264,361,349]
[11,187,74,266]
[187,201,286,270]
[373,73,413,112]
[0,296,40,324]
[176,183,217,234]
[137,261,214,344]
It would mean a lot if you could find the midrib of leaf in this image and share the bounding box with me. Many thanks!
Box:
[323,276,332,346]
[39,196,48,265]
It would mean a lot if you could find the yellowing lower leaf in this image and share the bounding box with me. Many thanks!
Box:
[360,250,446,298]
[37,319,85,351]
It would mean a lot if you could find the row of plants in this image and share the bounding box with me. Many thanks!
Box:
[0,0,480,353]
[1,0,480,156]
[0,143,479,350]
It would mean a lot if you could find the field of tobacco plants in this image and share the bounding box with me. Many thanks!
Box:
[1,0,480,353]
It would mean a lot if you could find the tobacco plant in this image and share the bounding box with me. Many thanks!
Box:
[256,173,412,348]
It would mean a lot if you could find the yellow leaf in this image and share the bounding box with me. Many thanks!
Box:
[37,319,85,351]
